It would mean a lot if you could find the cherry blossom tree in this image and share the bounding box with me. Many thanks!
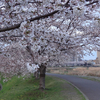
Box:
[0,0,100,89]
[0,43,33,77]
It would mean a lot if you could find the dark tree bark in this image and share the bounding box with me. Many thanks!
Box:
[34,69,40,79]
[39,64,46,90]
[0,10,59,32]
[0,84,2,90]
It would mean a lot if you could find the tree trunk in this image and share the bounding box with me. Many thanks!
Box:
[39,64,46,90]
[0,84,2,90]
[34,69,39,79]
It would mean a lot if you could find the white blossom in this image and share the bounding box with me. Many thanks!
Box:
[26,63,39,73]
[0,0,100,77]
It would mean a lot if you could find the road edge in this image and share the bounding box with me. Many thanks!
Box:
[66,80,89,100]
[47,74,89,100]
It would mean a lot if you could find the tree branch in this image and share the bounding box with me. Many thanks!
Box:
[5,0,11,8]
[0,23,21,32]
[0,0,97,33]
[0,35,23,39]
[64,0,70,7]
[29,10,59,21]
[13,1,43,7]
[85,0,98,6]
[0,35,23,42]
[0,10,59,32]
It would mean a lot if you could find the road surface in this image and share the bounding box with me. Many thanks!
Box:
[47,73,100,100]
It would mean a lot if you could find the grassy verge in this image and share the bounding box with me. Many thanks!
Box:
[0,75,86,100]
[47,67,100,77]
[78,76,100,83]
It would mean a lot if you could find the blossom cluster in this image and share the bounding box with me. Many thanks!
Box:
[0,0,100,77]
[26,63,39,73]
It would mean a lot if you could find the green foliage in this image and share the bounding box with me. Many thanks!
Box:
[0,75,85,100]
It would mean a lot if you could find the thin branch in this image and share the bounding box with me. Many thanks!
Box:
[29,10,59,21]
[0,10,59,32]
[13,1,43,7]
[0,0,97,33]
[60,44,85,51]
[64,0,70,7]
[26,45,34,58]
[0,35,23,39]
[85,0,98,6]
[0,23,21,32]
[5,0,11,8]
[66,18,74,32]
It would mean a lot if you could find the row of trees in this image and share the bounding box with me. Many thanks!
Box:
[0,0,100,89]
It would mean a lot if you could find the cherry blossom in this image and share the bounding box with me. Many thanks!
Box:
[0,0,100,89]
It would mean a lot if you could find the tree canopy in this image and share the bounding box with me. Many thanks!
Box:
[0,0,100,73]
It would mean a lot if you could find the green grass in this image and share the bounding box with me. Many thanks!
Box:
[0,75,86,100]
[79,76,100,83]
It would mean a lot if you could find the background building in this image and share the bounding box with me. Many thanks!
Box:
[95,50,100,64]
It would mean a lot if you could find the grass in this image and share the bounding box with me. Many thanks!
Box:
[47,67,100,77]
[79,76,100,83]
[67,67,100,77]
[0,75,86,100]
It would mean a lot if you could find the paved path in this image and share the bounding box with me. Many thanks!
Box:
[47,73,100,100]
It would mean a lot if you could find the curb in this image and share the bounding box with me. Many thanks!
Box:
[66,80,89,100]
[47,74,89,100]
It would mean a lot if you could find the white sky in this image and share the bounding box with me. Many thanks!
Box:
[83,51,97,60]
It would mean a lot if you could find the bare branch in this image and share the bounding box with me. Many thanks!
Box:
[0,35,23,42]
[5,0,11,8]
[0,35,23,39]
[64,0,70,7]
[0,10,59,32]
[0,23,21,32]
[85,0,98,6]
[66,18,74,32]
[13,1,43,7]
[26,44,35,63]
[29,10,59,21]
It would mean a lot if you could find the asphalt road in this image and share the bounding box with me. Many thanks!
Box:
[47,73,100,100]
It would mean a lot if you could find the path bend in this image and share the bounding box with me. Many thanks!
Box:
[47,73,100,100]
